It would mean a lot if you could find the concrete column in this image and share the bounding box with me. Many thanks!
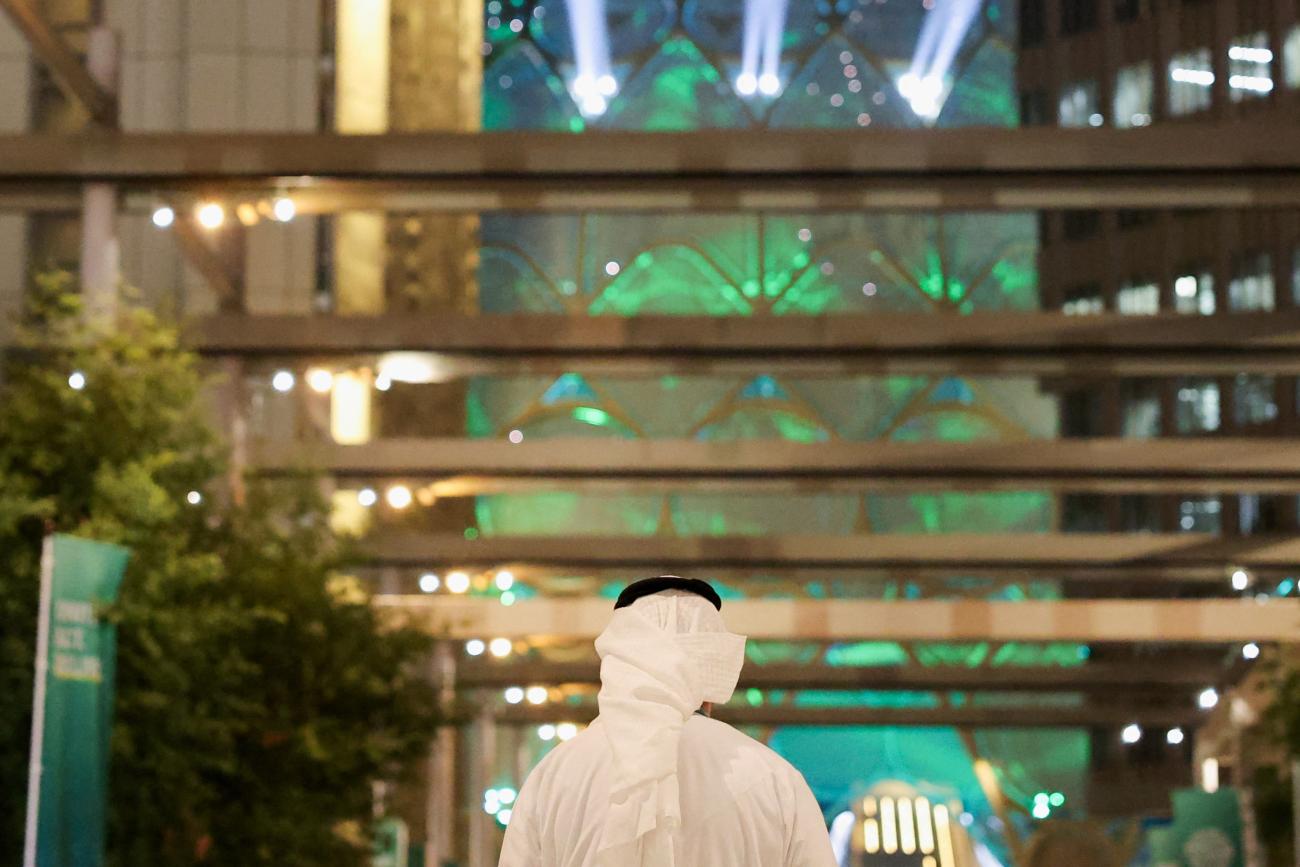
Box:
[468,704,498,867]
[81,27,120,320]
[426,642,457,866]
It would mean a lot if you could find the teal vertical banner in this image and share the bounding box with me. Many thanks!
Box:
[25,534,131,867]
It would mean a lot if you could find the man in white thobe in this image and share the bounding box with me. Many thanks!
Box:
[500,576,837,867]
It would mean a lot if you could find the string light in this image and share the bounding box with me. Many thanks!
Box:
[151,206,175,228]
[419,572,440,593]
[526,686,547,705]
[504,687,524,704]
[357,488,378,507]
[385,485,412,509]
[1243,642,1261,660]
[1199,687,1219,710]
[272,197,296,222]
[1121,723,1143,744]
[496,570,515,591]
[1167,727,1186,745]
[186,490,202,505]
[556,722,578,741]
[67,371,86,390]
[306,368,334,393]
[196,202,225,230]
[537,724,556,741]
[465,639,485,656]
[271,370,295,393]
[489,637,513,658]
[447,571,470,594]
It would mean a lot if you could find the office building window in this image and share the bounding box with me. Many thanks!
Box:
[1238,494,1283,534]
[1234,374,1278,426]
[1117,209,1156,230]
[1062,494,1108,532]
[1174,271,1215,315]
[1059,80,1103,127]
[1229,252,1274,311]
[1020,89,1049,126]
[1120,495,1160,532]
[1122,380,1162,438]
[1229,32,1274,102]
[1114,62,1153,126]
[1286,26,1300,88]
[1117,281,1159,315]
[1061,0,1099,35]
[1293,248,1300,305]
[1178,497,1221,533]
[1063,283,1104,315]
[1062,390,1103,438]
[1169,48,1215,115]
[1176,379,1220,432]
[1062,210,1101,240]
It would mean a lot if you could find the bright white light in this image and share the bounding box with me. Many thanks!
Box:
[735,73,758,96]
[447,571,470,594]
[556,722,578,741]
[1171,68,1215,86]
[272,197,296,222]
[306,367,334,393]
[1199,687,1220,710]
[758,73,781,95]
[1031,802,1050,820]
[537,724,556,741]
[1232,569,1251,591]
[419,572,440,593]
[526,686,548,705]
[496,570,515,591]
[501,591,516,606]
[604,261,621,277]
[508,429,524,444]
[377,352,447,385]
[1229,75,1274,93]
[196,202,225,230]
[498,787,517,805]
[385,485,413,510]
[374,374,392,391]
[1229,46,1273,63]
[1167,727,1186,745]
[67,371,86,390]
[498,808,512,824]
[898,73,944,119]
[504,686,524,704]
[596,74,618,97]
[1243,642,1261,660]
[1121,723,1143,744]
[580,94,607,116]
[186,490,202,505]
[357,488,378,507]
[1175,275,1199,297]
[483,791,500,814]
[152,206,175,228]
[272,370,295,393]
[1089,112,1104,127]
[489,637,513,658]
[573,73,597,96]
[466,639,486,656]
[1202,757,1220,792]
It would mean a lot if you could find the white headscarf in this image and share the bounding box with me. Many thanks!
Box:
[593,589,747,867]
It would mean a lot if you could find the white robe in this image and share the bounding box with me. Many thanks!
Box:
[499,714,838,867]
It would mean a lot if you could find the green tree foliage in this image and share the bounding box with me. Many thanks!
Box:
[1,276,438,866]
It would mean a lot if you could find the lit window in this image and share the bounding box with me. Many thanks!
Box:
[1178,497,1221,533]
[1168,48,1214,115]
[1063,283,1103,315]
[1234,374,1278,426]
[1286,26,1300,88]
[1117,281,1159,315]
[1121,381,1161,438]
[1229,253,1274,311]
[1059,80,1101,127]
[1229,33,1273,102]
[1114,62,1153,127]
[1174,271,1215,315]
[1176,379,1220,433]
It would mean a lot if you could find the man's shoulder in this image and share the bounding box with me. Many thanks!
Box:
[683,715,803,780]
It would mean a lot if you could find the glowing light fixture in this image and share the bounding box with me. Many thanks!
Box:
[496,570,515,591]
[196,202,225,230]
[489,637,513,658]
[1121,723,1143,744]
[556,722,578,741]
[272,197,296,222]
[1243,642,1261,660]
[447,571,471,594]
[68,371,86,390]
[538,724,556,741]
[1171,68,1215,86]
[504,686,524,704]
[357,488,378,507]
[526,686,548,705]
[466,639,486,656]
[1199,687,1219,710]
[1232,569,1251,591]
[419,572,440,593]
[152,206,175,228]
[272,370,295,393]
[186,490,202,505]
[385,485,412,509]
[1167,727,1186,745]
[306,367,334,393]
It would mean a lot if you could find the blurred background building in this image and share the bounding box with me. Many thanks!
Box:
[2,0,1300,864]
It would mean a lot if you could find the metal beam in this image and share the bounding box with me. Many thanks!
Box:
[0,0,116,126]
[256,438,1300,495]
[375,596,1300,643]
[193,311,1300,376]
[484,703,1200,729]
[457,660,1224,692]
[3,126,1300,209]
[362,533,1300,580]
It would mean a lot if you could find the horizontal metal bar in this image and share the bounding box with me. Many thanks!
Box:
[4,126,1300,210]
[362,533,1300,579]
[457,660,1222,692]
[376,596,1300,642]
[257,438,1300,494]
[483,702,1200,729]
